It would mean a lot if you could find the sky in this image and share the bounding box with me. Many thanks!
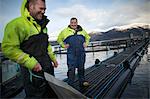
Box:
[0,0,150,42]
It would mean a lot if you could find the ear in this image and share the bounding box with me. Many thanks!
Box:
[29,3,34,11]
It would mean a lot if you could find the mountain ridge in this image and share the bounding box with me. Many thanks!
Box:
[89,23,150,41]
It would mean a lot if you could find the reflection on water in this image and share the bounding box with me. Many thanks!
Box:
[54,49,122,80]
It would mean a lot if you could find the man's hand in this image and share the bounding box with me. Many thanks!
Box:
[33,63,42,72]
[64,44,69,48]
[52,61,58,68]
[83,43,87,48]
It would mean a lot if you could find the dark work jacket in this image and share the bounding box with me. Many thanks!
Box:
[20,17,56,98]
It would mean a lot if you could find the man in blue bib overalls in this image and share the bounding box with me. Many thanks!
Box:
[57,17,90,87]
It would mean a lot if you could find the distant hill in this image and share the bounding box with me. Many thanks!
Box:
[89,23,150,41]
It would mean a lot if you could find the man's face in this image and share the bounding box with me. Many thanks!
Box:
[70,19,78,30]
[29,0,46,20]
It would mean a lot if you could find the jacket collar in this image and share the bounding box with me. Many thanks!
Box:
[68,25,83,32]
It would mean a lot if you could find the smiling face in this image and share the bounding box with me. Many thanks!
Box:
[70,18,78,30]
[29,0,46,20]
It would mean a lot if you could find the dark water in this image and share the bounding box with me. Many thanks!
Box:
[54,49,120,80]
[121,45,150,99]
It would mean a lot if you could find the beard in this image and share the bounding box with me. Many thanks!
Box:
[32,11,44,21]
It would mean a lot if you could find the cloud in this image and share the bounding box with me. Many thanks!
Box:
[47,4,106,40]
[51,4,109,32]
[46,0,150,39]
[52,1,150,31]
[53,4,100,22]
[94,1,150,30]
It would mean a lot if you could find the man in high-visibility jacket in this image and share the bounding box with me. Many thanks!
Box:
[57,17,90,87]
[2,0,58,98]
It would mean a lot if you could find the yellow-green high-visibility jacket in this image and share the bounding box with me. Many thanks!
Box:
[57,25,90,66]
[2,0,56,70]
[57,26,90,48]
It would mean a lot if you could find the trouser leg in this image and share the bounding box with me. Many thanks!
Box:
[77,65,85,85]
[67,65,75,86]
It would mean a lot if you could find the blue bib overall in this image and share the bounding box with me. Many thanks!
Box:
[64,32,86,86]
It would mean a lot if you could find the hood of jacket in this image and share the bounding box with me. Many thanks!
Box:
[21,0,30,18]
[21,0,49,31]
